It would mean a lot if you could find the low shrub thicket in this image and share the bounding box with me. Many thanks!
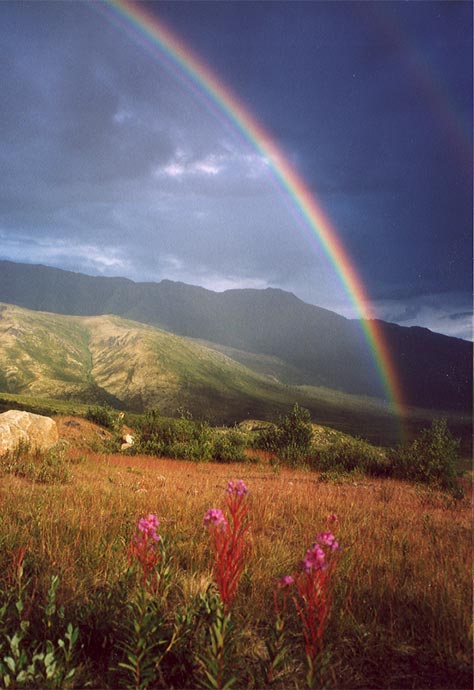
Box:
[391,418,462,494]
[212,429,247,463]
[85,405,118,430]
[131,409,247,463]
[254,407,463,495]
[318,436,391,478]
[255,403,313,465]
[82,404,465,496]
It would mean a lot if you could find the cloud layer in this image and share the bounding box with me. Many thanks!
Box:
[0,1,471,339]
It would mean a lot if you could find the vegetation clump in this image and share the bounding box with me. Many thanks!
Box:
[0,441,72,483]
[131,409,247,463]
[317,436,391,478]
[253,406,464,496]
[391,418,462,494]
[255,403,313,465]
[85,405,118,430]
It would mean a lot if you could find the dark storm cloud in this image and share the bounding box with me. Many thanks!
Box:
[0,1,471,338]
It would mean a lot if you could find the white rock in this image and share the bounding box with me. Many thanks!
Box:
[0,410,59,455]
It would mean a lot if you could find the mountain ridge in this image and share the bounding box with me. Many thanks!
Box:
[0,260,471,412]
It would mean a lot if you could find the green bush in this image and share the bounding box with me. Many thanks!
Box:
[392,419,461,494]
[0,553,79,688]
[133,409,214,461]
[255,403,313,466]
[317,436,390,477]
[133,410,250,463]
[85,405,117,430]
[212,429,247,463]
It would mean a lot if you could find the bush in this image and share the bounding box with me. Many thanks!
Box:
[392,419,461,493]
[133,410,250,463]
[317,436,390,477]
[255,404,313,466]
[133,409,214,461]
[85,405,117,430]
[212,429,247,463]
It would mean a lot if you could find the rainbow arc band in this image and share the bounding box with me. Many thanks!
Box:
[98,0,405,431]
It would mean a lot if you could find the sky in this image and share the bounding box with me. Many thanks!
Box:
[0,1,472,340]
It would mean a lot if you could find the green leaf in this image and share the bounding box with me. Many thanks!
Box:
[44,651,55,667]
[222,676,237,690]
[203,669,220,688]
[4,657,15,673]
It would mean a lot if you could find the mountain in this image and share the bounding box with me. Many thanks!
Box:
[0,260,471,412]
[0,302,419,443]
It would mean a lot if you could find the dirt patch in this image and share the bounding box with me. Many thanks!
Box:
[56,415,112,451]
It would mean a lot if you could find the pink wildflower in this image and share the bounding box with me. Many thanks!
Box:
[327,513,338,525]
[203,508,228,530]
[205,483,250,614]
[317,531,339,552]
[138,513,161,541]
[226,479,249,496]
[278,575,295,587]
[303,543,326,573]
[129,513,162,589]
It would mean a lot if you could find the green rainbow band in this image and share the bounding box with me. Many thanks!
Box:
[102,0,406,421]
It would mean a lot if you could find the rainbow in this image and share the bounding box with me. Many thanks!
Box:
[96,0,406,425]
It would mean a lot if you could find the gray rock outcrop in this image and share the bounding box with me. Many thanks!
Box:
[0,410,59,455]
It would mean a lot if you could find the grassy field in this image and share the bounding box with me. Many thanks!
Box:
[0,440,471,689]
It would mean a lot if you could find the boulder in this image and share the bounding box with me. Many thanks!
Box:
[121,433,135,451]
[0,410,59,455]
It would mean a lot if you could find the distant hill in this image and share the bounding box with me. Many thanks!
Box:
[0,302,419,444]
[0,260,471,412]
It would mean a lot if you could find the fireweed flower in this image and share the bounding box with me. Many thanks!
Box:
[138,513,161,541]
[129,513,162,588]
[204,481,250,614]
[226,479,249,496]
[278,575,295,588]
[317,531,339,552]
[292,525,340,687]
[303,543,326,573]
[203,508,228,531]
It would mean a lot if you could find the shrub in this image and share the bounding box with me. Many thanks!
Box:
[392,418,461,494]
[255,404,313,466]
[211,429,247,463]
[85,405,117,430]
[317,436,388,477]
[133,409,214,461]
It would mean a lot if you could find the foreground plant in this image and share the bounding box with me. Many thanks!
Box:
[264,575,294,685]
[267,515,339,689]
[200,480,250,690]
[0,547,78,688]
[293,520,339,689]
[118,513,171,689]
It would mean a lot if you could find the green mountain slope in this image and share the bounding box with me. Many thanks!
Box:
[0,302,471,448]
[0,302,398,441]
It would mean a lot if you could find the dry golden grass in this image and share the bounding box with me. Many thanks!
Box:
[0,450,472,688]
